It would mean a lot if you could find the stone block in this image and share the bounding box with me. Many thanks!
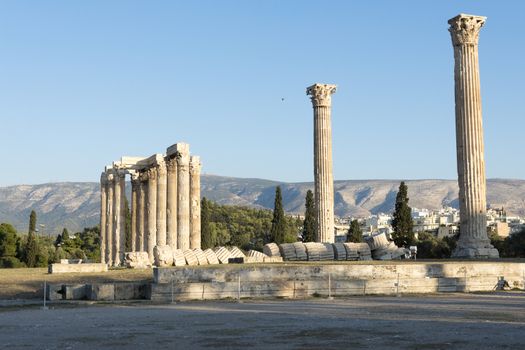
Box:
[49,263,108,274]
[183,249,199,266]
[124,251,151,269]
[193,248,208,265]
[88,284,115,301]
[228,246,246,259]
[154,245,174,267]
[279,243,297,261]
[332,243,347,260]
[204,249,219,265]
[214,247,232,264]
[46,284,64,301]
[263,243,281,257]
[247,250,267,263]
[173,249,187,266]
[263,256,283,263]
[305,242,322,261]
[293,242,308,261]
[63,284,88,300]
[114,283,149,300]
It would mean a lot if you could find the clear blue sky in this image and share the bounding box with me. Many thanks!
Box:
[0,0,523,186]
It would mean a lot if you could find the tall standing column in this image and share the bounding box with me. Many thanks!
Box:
[105,171,114,266]
[138,171,147,251]
[100,172,107,264]
[146,167,158,262]
[118,170,126,265]
[156,160,167,246]
[166,157,178,249]
[112,171,123,265]
[449,14,498,258]
[130,172,139,252]
[189,156,202,249]
[176,143,191,250]
[307,83,337,243]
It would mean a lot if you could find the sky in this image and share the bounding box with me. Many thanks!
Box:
[0,0,523,186]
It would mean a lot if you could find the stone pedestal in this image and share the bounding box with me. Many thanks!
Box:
[146,167,158,262]
[190,156,201,249]
[448,14,498,258]
[100,172,107,264]
[156,160,167,246]
[176,143,191,250]
[307,83,337,243]
[166,157,178,250]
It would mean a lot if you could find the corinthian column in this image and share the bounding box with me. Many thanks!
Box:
[146,166,158,262]
[100,172,107,264]
[112,170,123,265]
[117,170,127,265]
[449,14,498,258]
[105,171,114,266]
[306,83,336,243]
[189,156,202,249]
[130,172,139,252]
[138,171,148,251]
[156,159,167,246]
[166,157,178,249]
[176,143,191,250]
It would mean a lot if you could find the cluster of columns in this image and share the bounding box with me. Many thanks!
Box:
[448,14,498,258]
[100,143,202,266]
[307,83,337,243]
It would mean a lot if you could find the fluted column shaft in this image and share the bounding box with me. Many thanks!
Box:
[156,161,167,246]
[100,173,107,264]
[177,150,191,250]
[138,172,147,251]
[118,171,126,265]
[130,173,139,252]
[112,172,123,265]
[166,157,178,249]
[449,14,498,258]
[105,173,114,266]
[307,83,337,243]
[146,167,158,261]
[190,156,201,249]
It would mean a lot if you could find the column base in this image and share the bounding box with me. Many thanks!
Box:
[452,241,499,259]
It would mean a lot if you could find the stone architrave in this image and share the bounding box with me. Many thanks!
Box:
[100,172,107,264]
[138,171,148,252]
[105,171,114,266]
[448,14,498,258]
[112,170,123,266]
[189,156,201,249]
[166,157,178,250]
[176,143,191,250]
[146,166,158,262]
[156,159,168,247]
[306,83,337,243]
[130,171,139,252]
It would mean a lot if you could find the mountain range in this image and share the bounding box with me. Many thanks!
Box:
[1,175,524,235]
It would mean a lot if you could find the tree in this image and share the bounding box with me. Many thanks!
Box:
[347,219,363,243]
[0,223,23,268]
[201,197,214,249]
[391,182,415,247]
[270,186,286,244]
[24,211,39,267]
[61,228,70,241]
[302,190,316,242]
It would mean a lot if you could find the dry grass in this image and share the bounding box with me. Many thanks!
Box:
[0,268,153,300]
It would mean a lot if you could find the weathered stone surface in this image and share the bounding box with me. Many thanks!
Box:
[154,245,174,267]
[88,284,115,301]
[46,284,64,301]
[279,243,297,261]
[263,243,281,257]
[332,243,347,261]
[204,248,219,265]
[307,83,337,243]
[320,243,334,261]
[114,283,148,300]
[342,243,359,261]
[344,242,371,261]
[124,251,151,269]
[173,249,186,267]
[263,256,284,263]
[214,246,232,264]
[366,232,390,251]
[228,246,246,259]
[63,284,87,300]
[247,250,267,263]
[183,249,198,266]
[193,248,208,265]
[293,242,308,261]
[49,263,108,274]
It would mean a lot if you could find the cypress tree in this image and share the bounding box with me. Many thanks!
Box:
[302,190,316,242]
[270,186,286,244]
[201,197,214,249]
[391,181,415,247]
[61,228,70,241]
[347,219,363,243]
[25,211,38,267]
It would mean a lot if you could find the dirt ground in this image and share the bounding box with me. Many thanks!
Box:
[0,268,152,299]
[1,292,524,349]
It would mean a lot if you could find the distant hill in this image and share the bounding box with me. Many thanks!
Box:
[1,176,524,235]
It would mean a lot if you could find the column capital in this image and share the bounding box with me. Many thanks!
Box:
[106,171,115,183]
[166,157,178,173]
[189,156,201,174]
[130,170,140,183]
[156,159,167,177]
[306,83,337,107]
[147,166,158,180]
[100,172,108,185]
[448,14,486,46]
